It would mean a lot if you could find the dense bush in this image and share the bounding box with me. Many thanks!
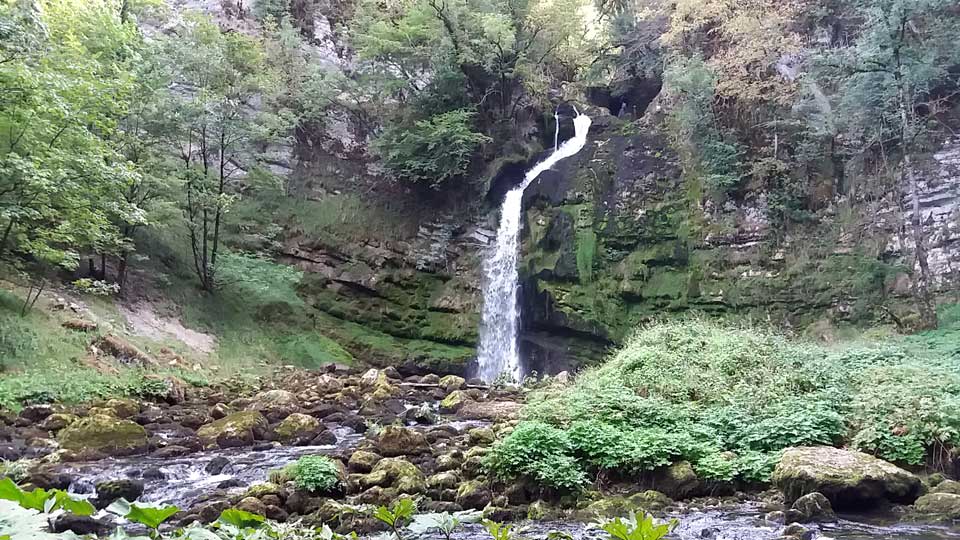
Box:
[374,110,491,189]
[485,421,586,491]
[292,455,341,493]
[496,319,960,490]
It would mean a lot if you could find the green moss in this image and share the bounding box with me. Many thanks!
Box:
[576,229,598,284]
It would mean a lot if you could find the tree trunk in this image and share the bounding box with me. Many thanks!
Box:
[0,218,14,253]
[897,81,938,329]
[117,252,129,293]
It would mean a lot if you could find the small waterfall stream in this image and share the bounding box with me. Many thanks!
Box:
[476,111,593,382]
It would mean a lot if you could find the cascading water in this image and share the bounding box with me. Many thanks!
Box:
[476,110,592,383]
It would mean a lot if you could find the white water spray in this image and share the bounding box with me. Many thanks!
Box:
[476,110,592,383]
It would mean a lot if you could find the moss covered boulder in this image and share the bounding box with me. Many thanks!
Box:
[57,415,148,457]
[348,450,382,473]
[456,479,492,509]
[377,426,429,457]
[197,411,269,449]
[914,493,960,520]
[439,390,470,412]
[104,399,140,419]
[246,390,300,422]
[367,457,425,494]
[772,447,921,509]
[275,413,321,445]
[439,375,466,392]
[652,461,700,499]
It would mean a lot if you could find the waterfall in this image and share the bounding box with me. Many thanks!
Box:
[476,111,592,383]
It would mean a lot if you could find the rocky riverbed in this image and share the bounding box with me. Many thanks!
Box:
[3,367,960,539]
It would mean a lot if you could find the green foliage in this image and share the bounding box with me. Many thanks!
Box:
[291,455,341,493]
[216,508,266,529]
[518,319,960,488]
[107,499,180,530]
[374,110,491,189]
[482,520,516,540]
[598,513,676,540]
[485,421,587,491]
[0,477,95,516]
[372,498,417,540]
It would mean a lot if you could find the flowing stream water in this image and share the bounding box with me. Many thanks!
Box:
[476,111,593,382]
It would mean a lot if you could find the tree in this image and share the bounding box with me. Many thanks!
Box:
[149,15,291,291]
[0,0,142,273]
[819,0,960,329]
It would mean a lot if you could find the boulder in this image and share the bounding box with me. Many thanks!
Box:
[468,427,496,445]
[20,405,56,422]
[246,390,300,422]
[236,496,267,516]
[456,479,492,509]
[315,374,343,394]
[275,413,321,445]
[933,480,960,495]
[95,479,144,507]
[57,415,148,456]
[652,461,700,499]
[439,375,466,392]
[439,391,470,412]
[772,447,921,509]
[457,401,521,421]
[369,457,425,494]
[377,425,429,457]
[348,450,382,473]
[196,411,268,449]
[427,472,459,490]
[104,399,140,419]
[40,413,79,432]
[144,375,187,404]
[790,492,836,522]
[914,493,960,520]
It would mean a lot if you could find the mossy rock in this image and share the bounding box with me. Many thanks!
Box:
[369,457,425,494]
[40,413,79,432]
[275,413,321,445]
[439,390,470,412]
[914,493,960,520]
[377,426,429,457]
[348,450,382,473]
[246,390,300,422]
[456,479,492,509]
[652,460,700,499]
[57,415,148,457]
[104,399,140,419]
[772,447,921,510]
[197,411,269,449]
[245,482,284,499]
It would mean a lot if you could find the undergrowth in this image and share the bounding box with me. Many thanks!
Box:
[488,318,960,490]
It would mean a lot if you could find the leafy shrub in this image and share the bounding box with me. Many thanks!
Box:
[292,455,341,493]
[374,109,491,189]
[485,421,587,491]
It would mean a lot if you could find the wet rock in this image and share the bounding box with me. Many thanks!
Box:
[285,491,324,514]
[457,401,521,421]
[427,471,459,490]
[95,479,144,506]
[914,492,960,520]
[383,366,401,379]
[246,390,300,422]
[436,452,462,472]
[197,500,231,523]
[456,479,492,509]
[217,479,244,489]
[790,492,835,522]
[315,374,344,394]
[348,450,382,473]
[205,456,231,475]
[145,375,187,404]
[439,375,466,392]
[237,496,267,516]
[152,445,191,458]
[134,405,164,425]
[652,460,700,499]
[197,411,268,449]
[211,403,232,420]
[20,404,56,422]
[439,391,470,412]
[26,471,73,490]
[933,480,960,495]
[311,429,338,445]
[40,413,79,432]
[368,457,425,494]
[773,447,921,509]
[765,511,786,525]
[782,523,814,540]
[57,415,148,457]
[421,374,440,385]
[104,398,140,418]
[377,425,429,457]
[275,413,321,445]
[245,482,283,499]
[143,467,166,481]
[265,504,288,522]
[467,427,496,445]
[404,403,438,425]
[52,514,111,535]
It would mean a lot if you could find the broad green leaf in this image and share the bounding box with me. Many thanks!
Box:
[216,508,265,529]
